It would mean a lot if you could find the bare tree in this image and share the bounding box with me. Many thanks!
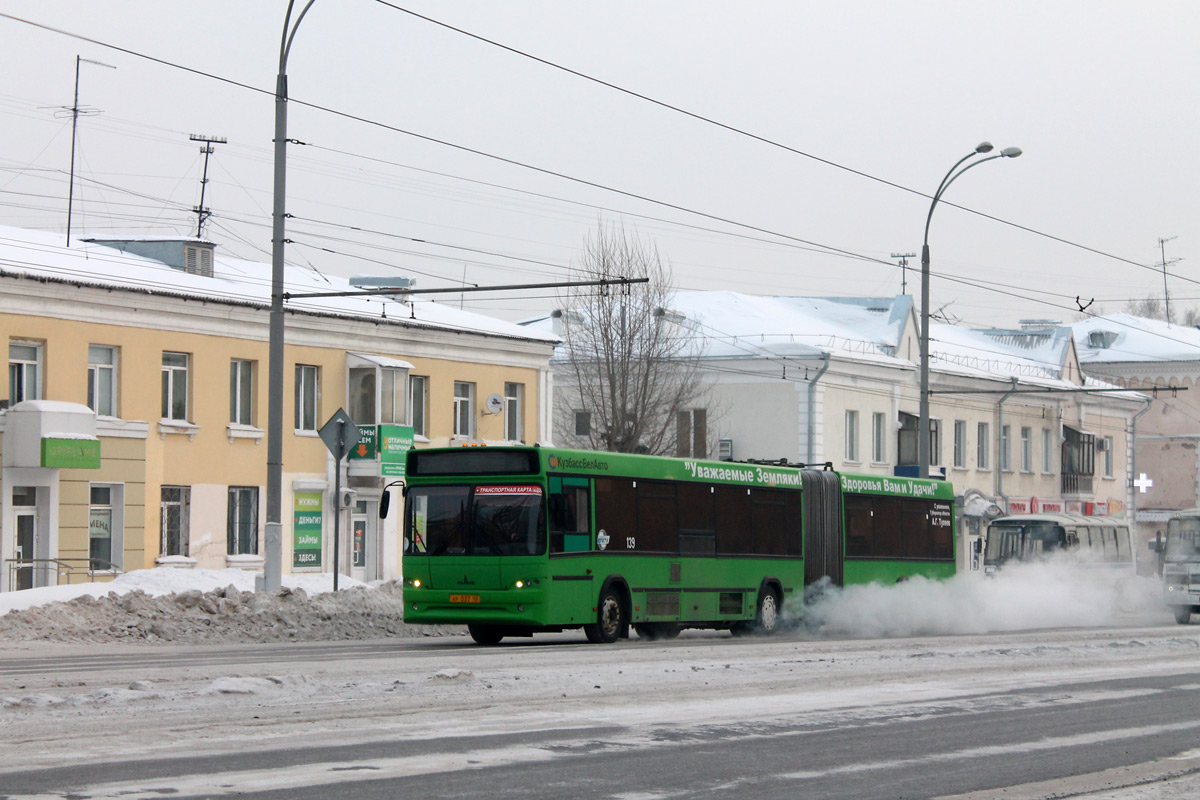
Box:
[1126,294,1200,326]
[554,223,710,456]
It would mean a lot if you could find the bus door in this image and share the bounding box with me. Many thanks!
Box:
[802,470,843,587]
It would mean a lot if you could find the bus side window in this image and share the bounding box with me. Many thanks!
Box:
[550,478,590,553]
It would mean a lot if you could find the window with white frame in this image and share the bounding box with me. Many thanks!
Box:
[9,341,42,403]
[1042,428,1054,473]
[453,381,475,438]
[88,345,117,417]
[348,365,376,427]
[295,364,319,431]
[1021,426,1032,472]
[977,422,990,469]
[409,375,428,437]
[161,352,189,421]
[953,420,967,468]
[229,359,254,426]
[504,382,524,442]
[89,484,123,569]
[871,412,886,462]
[227,486,259,556]
[160,486,190,557]
[845,410,859,462]
[380,367,405,424]
[1103,435,1114,478]
[898,413,940,467]
[1000,425,1011,471]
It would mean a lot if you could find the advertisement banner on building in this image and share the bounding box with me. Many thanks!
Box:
[380,424,415,477]
[1007,498,1031,514]
[348,425,377,460]
[1040,500,1064,513]
[293,491,323,569]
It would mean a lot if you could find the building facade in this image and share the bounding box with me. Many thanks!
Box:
[538,292,1143,573]
[0,227,556,592]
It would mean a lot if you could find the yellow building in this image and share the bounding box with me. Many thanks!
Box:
[0,227,556,591]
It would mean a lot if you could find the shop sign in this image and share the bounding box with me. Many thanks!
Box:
[348,424,377,460]
[293,491,323,569]
[1040,500,1065,513]
[379,424,414,477]
[41,437,100,469]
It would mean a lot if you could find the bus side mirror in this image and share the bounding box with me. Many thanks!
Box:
[379,492,391,519]
[973,539,982,555]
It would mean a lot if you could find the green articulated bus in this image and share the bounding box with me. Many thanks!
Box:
[394,446,955,645]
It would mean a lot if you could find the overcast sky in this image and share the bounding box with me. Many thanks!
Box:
[1,1,1196,329]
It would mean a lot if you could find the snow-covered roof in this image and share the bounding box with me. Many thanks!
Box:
[931,325,1071,384]
[0,225,558,345]
[1072,312,1200,364]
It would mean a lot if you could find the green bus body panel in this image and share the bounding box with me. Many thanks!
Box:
[402,446,956,630]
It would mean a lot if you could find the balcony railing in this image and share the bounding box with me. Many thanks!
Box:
[1061,473,1093,496]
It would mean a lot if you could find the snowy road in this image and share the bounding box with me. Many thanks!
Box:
[3,624,1200,799]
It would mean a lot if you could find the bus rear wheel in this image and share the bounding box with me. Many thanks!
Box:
[732,588,781,637]
[584,585,626,644]
[1173,606,1192,625]
[468,624,504,645]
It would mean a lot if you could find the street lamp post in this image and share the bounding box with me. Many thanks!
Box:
[918,142,1021,479]
[265,0,317,592]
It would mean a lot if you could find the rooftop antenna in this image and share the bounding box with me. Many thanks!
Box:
[189,134,227,238]
[63,55,116,247]
[891,252,916,295]
[1158,236,1181,324]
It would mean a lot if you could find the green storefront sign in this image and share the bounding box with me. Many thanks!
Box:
[347,425,377,460]
[293,491,323,569]
[41,437,101,469]
[380,424,415,477]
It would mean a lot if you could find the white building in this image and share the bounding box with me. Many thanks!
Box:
[534,292,1144,572]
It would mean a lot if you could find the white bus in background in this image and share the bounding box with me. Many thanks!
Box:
[983,513,1136,578]
[1158,509,1200,625]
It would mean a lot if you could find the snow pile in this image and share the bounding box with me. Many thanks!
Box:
[797,559,1174,638]
[0,568,458,644]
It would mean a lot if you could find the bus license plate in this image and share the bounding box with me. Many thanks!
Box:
[449,594,481,604]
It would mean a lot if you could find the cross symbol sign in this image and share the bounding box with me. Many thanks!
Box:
[1133,473,1154,494]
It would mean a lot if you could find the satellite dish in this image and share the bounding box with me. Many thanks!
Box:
[485,393,504,414]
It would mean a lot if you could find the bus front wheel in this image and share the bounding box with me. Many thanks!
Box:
[468,624,504,645]
[585,585,626,644]
[1173,606,1192,625]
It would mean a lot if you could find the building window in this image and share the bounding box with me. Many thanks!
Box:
[380,367,405,424]
[89,485,121,569]
[409,375,428,437]
[229,359,254,426]
[575,410,591,437]
[453,381,475,438]
[1103,435,1114,478]
[227,486,259,556]
[845,410,859,462]
[1021,426,1032,472]
[504,382,525,442]
[295,364,319,431]
[676,408,708,458]
[160,486,190,557]
[1000,425,1011,472]
[88,345,117,417]
[872,412,886,463]
[977,422,990,470]
[161,352,189,421]
[953,420,967,468]
[9,341,42,403]
[348,365,376,427]
[898,413,939,467]
[1042,428,1054,473]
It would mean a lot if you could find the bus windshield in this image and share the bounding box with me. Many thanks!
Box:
[406,485,546,557]
[984,522,1066,565]
[1165,518,1200,563]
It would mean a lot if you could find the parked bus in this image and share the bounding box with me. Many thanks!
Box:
[1159,509,1200,624]
[982,513,1135,577]
[390,446,955,645]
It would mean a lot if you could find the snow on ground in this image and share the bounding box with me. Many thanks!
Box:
[0,568,457,644]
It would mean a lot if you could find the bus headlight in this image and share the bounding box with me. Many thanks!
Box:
[514,580,525,589]
[406,578,421,588]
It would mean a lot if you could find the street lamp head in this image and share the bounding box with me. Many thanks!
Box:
[975,141,995,154]
[1000,147,1023,158]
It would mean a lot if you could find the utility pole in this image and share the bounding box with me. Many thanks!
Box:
[1158,236,1181,324]
[891,252,916,295]
[63,55,116,247]
[189,134,226,238]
